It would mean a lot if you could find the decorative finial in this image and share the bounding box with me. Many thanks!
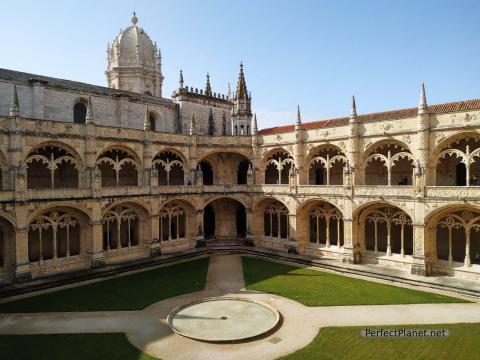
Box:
[351,95,357,117]
[418,82,428,114]
[227,82,231,99]
[295,105,302,128]
[179,70,184,89]
[252,113,258,135]
[85,96,94,124]
[143,106,150,131]
[9,85,19,117]
[205,73,212,97]
[189,113,195,135]
[131,11,138,26]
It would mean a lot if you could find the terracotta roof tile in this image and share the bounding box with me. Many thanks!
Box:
[259,99,480,135]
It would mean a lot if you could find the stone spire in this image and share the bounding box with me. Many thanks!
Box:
[227,82,231,99]
[9,85,19,117]
[252,113,258,135]
[205,73,212,97]
[189,114,195,135]
[351,95,357,118]
[85,96,94,124]
[143,105,150,130]
[295,105,302,130]
[179,70,184,89]
[236,62,248,100]
[418,83,428,115]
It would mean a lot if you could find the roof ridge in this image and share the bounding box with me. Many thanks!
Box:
[259,98,480,135]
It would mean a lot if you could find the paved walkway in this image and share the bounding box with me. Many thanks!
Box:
[0,255,480,360]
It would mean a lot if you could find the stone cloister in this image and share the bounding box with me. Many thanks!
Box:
[2,93,480,284]
[0,14,479,286]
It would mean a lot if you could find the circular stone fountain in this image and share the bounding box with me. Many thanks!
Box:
[167,297,281,342]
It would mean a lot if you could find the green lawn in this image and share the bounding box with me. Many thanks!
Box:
[280,323,480,360]
[0,257,209,313]
[242,257,467,306]
[0,333,158,360]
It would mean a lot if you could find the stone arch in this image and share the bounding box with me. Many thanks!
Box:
[252,197,290,248]
[306,144,347,185]
[158,199,195,242]
[24,142,83,189]
[263,149,294,185]
[433,132,480,186]
[96,145,142,187]
[262,147,292,163]
[363,139,415,186]
[201,197,248,239]
[425,204,480,270]
[199,151,252,185]
[27,206,91,264]
[27,203,92,224]
[101,201,151,252]
[296,199,344,251]
[152,149,186,186]
[354,202,413,262]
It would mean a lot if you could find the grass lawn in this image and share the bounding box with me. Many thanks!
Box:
[0,257,209,313]
[279,323,480,360]
[0,333,158,360]
[242,257,468,306]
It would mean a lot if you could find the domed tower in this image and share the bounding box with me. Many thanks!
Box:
[106,13,164,97]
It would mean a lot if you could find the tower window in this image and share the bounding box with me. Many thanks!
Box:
[73,101,87,124]
[240,125,244,136]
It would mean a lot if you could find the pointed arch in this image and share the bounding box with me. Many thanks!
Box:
[96,146,141,187]
[364,140,415,186]
[25,142,82,189]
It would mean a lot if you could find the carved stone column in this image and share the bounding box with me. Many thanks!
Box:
[149,215,161,256]
[411,223,429,276]
[14,227,31,282]
[89,202,105,268]
[342,218,360,263]
[287,213,299,254]
[195,209,205,247]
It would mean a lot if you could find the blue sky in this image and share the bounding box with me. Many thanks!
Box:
[1,0,479,128]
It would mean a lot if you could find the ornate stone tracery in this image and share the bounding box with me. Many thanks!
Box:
[309,202,343,247]
[365,143,415,186]
[102,206,139,251]
[25,145,80,189]
[265,151,294,184]
[159,202,186,241]
[28,211,80,263]
[264,201,289,241]
[436,210,480,267]
[152,151,185,186]
[97,148,139,187]
[365,207,413,256]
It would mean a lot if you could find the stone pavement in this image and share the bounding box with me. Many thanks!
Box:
[0,255,479,360]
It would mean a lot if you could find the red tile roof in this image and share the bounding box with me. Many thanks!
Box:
[258,98,480,135]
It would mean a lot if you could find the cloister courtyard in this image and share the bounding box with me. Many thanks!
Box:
[0,253,479,360]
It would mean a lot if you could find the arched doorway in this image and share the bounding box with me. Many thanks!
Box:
[199,160,213,185]
[203,198,247,240]
[203,204,215,238]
